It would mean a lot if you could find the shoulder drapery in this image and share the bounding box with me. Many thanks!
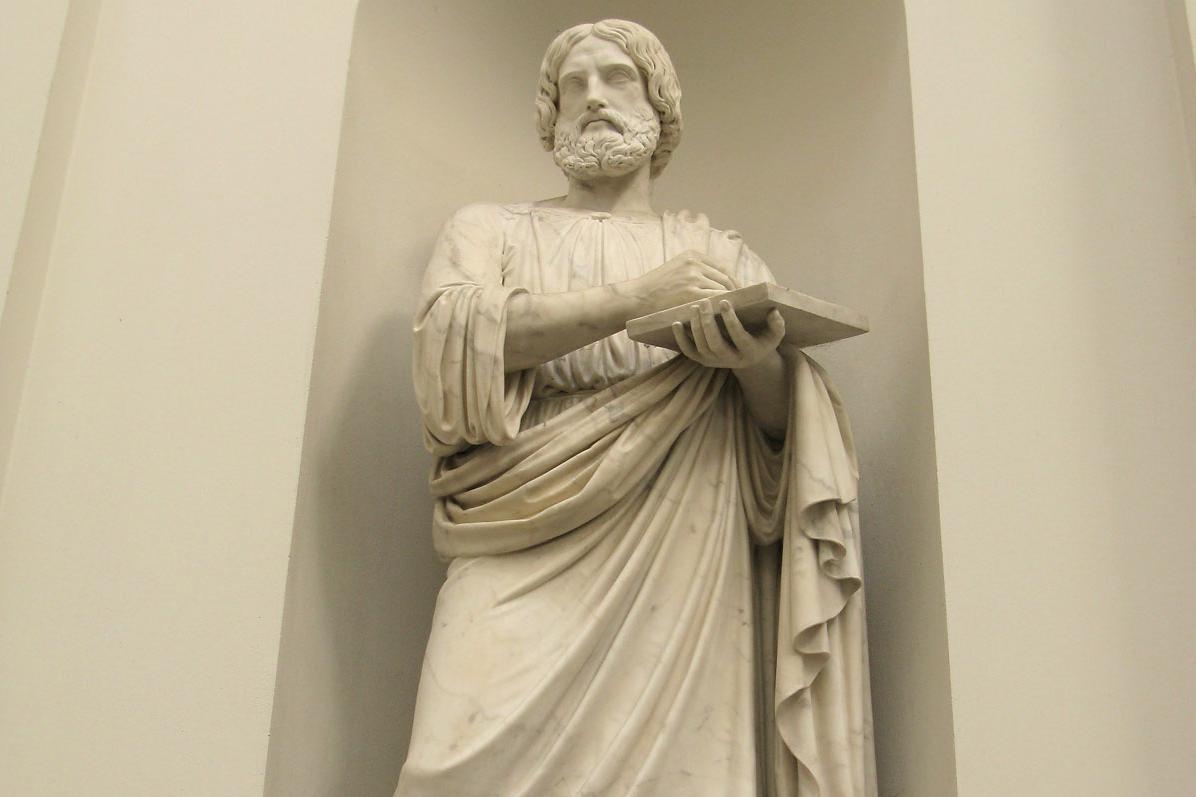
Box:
[427,351,876,796]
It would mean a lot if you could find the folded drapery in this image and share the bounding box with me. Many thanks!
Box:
[400,350,876,796]
[401,203,876,795]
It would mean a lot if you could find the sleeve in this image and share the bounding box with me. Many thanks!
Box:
[735,238,779,288]
[412,204,537,456]
[705,226,780,288]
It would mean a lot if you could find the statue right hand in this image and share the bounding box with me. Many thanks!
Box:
[624,250,741,316]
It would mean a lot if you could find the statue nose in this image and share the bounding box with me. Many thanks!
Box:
[586,95,607,111]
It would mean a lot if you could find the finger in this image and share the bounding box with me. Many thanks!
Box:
[697,264,737,292]
[698,301,736,358]
[698,255,742,289]
[697,273,736,293]
[691,274,733,295]
[718,299,756,351]
[679,249,738,288]
[671,320,702,361]
[689,304,714,357]
[763,308,786,347]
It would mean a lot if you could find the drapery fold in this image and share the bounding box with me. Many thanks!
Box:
[767,349,875,797]
[424,351,876,796]
[412,205,539,456]
[401,202,875,796]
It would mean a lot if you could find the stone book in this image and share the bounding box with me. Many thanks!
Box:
[626,282,869,352]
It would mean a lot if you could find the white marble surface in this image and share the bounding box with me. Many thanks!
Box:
[397,19,876,797]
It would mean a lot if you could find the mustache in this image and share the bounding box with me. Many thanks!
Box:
[577,109,626,132]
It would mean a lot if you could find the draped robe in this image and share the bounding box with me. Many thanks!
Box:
[396,203,878,797]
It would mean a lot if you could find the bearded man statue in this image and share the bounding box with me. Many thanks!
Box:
[395,19,878,797]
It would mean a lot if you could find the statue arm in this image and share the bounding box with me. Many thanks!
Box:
[670,239,791,438]
[502,283,641,372]
[731,348,789,439]
[503,250,739,372]
[730,242,791,438]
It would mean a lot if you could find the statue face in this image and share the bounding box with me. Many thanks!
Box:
[556,36,653,141]
[552,36,661,180]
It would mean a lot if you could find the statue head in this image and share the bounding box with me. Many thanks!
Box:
[536,20,683,180]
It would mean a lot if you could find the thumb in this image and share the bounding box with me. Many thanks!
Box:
[765,309,786,345]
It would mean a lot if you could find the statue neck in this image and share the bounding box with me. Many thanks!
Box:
[560,163,655,215]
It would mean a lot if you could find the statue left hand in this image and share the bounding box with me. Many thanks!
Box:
[671,299,786,370]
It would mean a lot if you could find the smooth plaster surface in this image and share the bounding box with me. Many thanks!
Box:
[1170,0,1196,176]
[265,2,953,795]
[905,1,1196,794]
[0,0,69,322]
[0,2,357,793]
[0,0,95,511]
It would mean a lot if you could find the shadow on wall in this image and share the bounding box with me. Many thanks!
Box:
[310,310,438,791]
[265,191,448,796]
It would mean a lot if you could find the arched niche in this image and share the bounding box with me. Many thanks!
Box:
[266,2,956,795]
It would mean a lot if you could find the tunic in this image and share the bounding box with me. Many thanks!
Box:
[396,202,877,797]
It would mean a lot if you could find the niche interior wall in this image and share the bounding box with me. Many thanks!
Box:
[264,2,954,796]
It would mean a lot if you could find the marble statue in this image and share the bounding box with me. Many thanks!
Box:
[395,19,877,797]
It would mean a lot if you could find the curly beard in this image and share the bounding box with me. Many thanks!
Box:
[552,107,660,181]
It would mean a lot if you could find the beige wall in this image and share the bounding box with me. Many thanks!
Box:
[0,0,98,496]
[0,0,70,320]
[763,5,958,795]
[8,1,1193,794]
[1170,0,1196,175]
[905,1,1196,795]
[266,2,953,795]
[0,1,356,794]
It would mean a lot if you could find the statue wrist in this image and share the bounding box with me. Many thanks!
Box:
[609,278,647,319]
[731,347,782,375]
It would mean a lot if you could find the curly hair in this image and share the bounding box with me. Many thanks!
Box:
[535,20,683,179]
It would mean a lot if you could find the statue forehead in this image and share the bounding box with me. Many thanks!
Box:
[557,35,637,77]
